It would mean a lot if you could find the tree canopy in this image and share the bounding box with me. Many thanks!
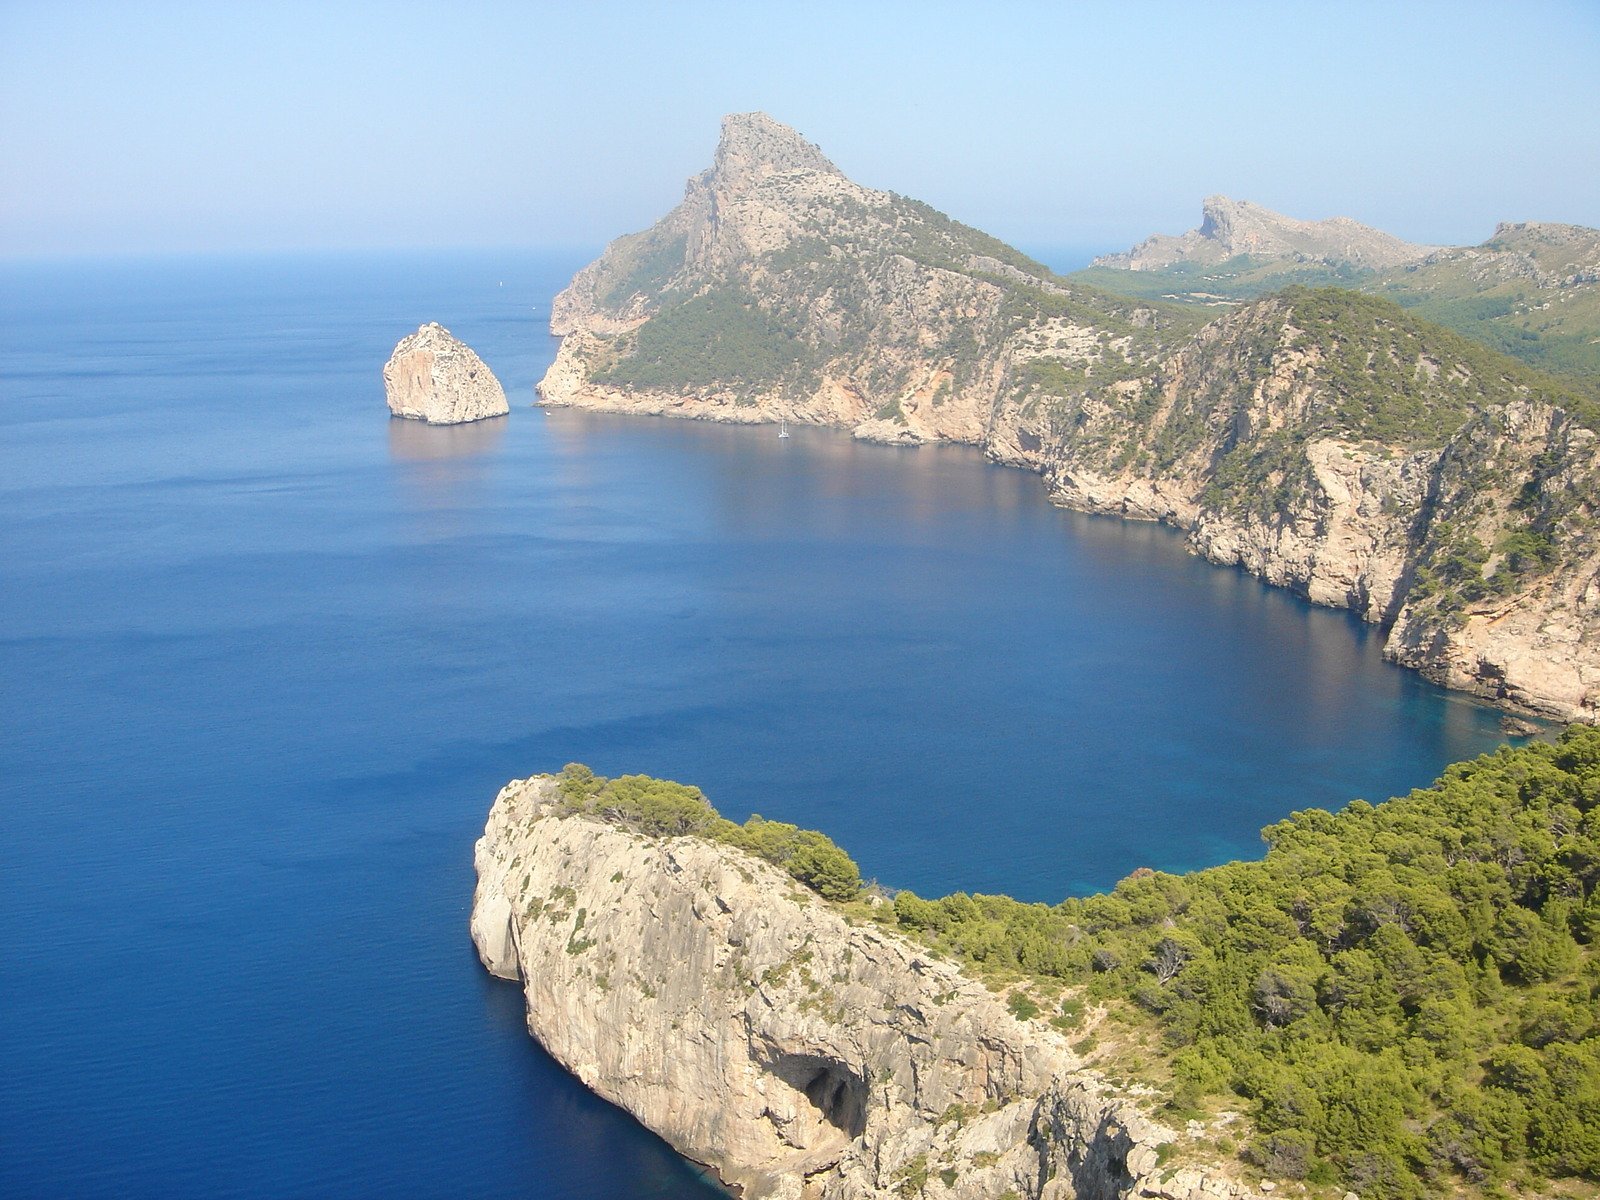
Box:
[547,730,1600,1196]
[890,728,1600,1197]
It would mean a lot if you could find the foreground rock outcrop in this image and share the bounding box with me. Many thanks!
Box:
[472,774,1273,1200]
[383,322,509,424]
[537,113,1599,723]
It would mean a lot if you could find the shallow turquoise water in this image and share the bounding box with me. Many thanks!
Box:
[0,250,1512,1198]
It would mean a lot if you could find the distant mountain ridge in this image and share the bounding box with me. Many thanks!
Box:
[1081,205,1600,386]
[1092,195,1439,272]
[541,113,1600,723]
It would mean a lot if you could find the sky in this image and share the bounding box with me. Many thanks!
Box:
[2,0,1597,261]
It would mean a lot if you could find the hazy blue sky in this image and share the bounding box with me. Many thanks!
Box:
[2,0,1596,260]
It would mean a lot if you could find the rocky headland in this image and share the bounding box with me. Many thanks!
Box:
[471,772,1274,1200]
[536,113,1599,723]
[383,322,509,425]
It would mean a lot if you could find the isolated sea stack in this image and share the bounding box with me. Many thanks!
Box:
[382,322,509,425]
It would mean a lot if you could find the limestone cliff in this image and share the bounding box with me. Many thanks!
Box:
[540,111,1192,448]
[472,773,1273,1200]
[536,114,1599,722]
[1091,196,1438,272]
[1027,290,1600,721]
[383,322,509,424]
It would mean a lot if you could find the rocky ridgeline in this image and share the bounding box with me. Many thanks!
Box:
[1091,196,1439,272]
[472,774,1279,1200]
[541,113,1189,450]
[537,114,1598,723]
[1031,292,1600,722]
[383,322,509,425]
[1407,221,1600,290]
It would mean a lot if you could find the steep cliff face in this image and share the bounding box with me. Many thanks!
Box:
[383,322,509,424]
[472,774,1273,1200]
[1383,401,1600,715]
[542,111,1192,447]
[537,114,1598,722]
[1092,196,1438,272]
[1027,292,1600,719]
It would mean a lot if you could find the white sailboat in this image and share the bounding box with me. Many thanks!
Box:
[778,418,790,438]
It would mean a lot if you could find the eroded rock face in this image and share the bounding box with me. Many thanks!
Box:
[1093,196,1439,272]
[472,775,1275,1200]
[383,322,509,425]
[535,113,1598,723]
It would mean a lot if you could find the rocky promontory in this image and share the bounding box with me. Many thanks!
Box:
[472,772,1274,1200]
[383,322,509,425]
[535,114,1599,723]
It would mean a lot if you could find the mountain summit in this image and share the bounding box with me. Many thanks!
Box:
[540,115,1599,724]
[711,110,840,186]
[1094,195,1439,271]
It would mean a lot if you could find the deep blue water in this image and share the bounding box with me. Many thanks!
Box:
[1,250,1514,1198]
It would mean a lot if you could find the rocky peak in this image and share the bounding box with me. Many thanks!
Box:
[1098,195,1439,271]
[1489,220,1595,245]
[710,111,840,192]
[1482,220,1600,271]
[382,322,508,425]
[1195,193,1242,240]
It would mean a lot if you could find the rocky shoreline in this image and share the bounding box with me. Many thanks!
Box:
[533,113,1597,724]
[472,773,1281,1200]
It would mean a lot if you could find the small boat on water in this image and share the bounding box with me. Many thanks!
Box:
[778,418,790,439]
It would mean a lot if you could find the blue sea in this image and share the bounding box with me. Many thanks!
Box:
[0,250,1514,1198]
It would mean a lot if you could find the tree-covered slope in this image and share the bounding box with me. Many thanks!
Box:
[576,729,1600,1198]
[540,115,1600,722]
[892,728,1600,1198]
[1080,215,1600,392]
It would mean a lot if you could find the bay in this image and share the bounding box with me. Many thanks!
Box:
[0,250,1511,1198]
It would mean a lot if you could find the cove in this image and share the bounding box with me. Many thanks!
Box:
[0,251,1512,1198]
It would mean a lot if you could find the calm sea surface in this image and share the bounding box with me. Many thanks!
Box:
[0,251,1514,1198]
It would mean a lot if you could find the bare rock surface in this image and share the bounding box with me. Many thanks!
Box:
[1093,196,1439,272]
[534,114,1598,723]
[473,774,1280,1200]
[383,322,509,425]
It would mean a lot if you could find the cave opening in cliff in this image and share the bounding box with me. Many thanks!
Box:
[769,1053,868,1142]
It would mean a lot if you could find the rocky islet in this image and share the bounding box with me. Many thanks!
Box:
[383,321,509,425]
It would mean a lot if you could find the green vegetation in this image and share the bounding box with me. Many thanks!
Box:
[592,229,689,310]
[1280,288,1596,439]
[552,764,862,901]
[892,1152,930,1198]
[591,284,817,392]
[1071,256,1374,305]
[889,729,1600,1197]
[1073,230,1600,395]
[548,733,1600,1195]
